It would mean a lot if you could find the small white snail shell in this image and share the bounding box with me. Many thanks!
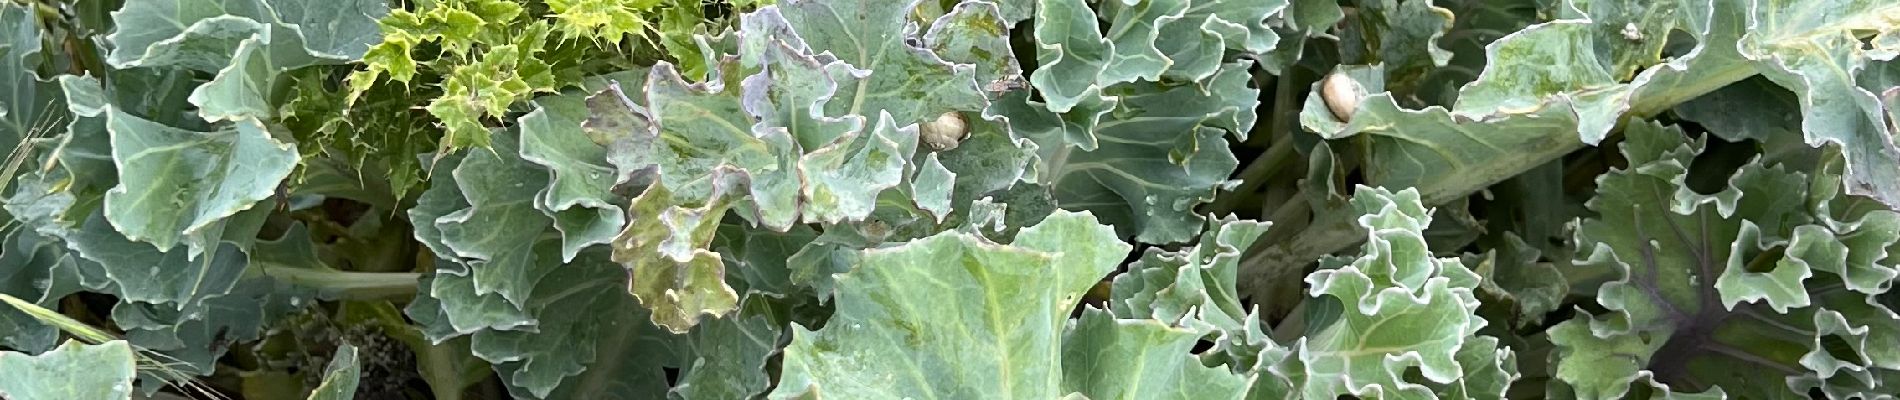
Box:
[1320,71,1366,123]
[921,111,969,151]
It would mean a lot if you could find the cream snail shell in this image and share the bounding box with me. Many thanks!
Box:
[921,111,970,151]
[1320,71,1366,123]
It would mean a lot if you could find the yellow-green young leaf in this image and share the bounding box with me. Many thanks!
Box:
[0,340,138,400]
[547,0,662,43]
[610,179,741,333]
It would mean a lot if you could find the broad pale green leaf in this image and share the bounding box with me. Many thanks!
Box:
[67,210,249,309]
[112,272,311,379]
[1108,216,1278,389]
[589,67,801,229]
[770,211,1131,399]
[1061,308,1250,400]
[672,311,784,400]
[102,110,296,253]
[1250,0,1783,296]
[408,153,470,264]
[407,266,533,342]
[0,340,137,400]
[1545,318,1666,400]
[307,343,360,400]
[1154,0,1288,81]
[1030,0,1288,107]
[106,0,382,68]
[1434,335,1518,400]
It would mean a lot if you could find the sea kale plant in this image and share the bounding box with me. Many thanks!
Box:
[1,0,1899,398]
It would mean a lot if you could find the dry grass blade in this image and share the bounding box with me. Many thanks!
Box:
[0,294,231,400]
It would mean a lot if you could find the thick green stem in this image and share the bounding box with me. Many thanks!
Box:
[1210,132,1296,215]
[258,266,422,301]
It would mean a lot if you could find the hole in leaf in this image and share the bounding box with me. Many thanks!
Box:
[663,366,682,386]
[1819,334,1866,366]
[1661,29,1700,60]
[1684,133,1755,195]
[1189,339,1215,355]
[1741,245,1786,273]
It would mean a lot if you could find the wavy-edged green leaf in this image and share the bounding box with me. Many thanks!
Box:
[435,130,562,308]
[589,66,801,229]
[913,153,956,222]
[769,211,1131,399]
[800,113,920,224]
[105,0,382,69]
[518,71,649,261]
[1551,122,1900,398]
[1737,0,1900,208]
[1030,0,1287,109]
[926,1,1021,89]
[112,272,311,381]
[1294,186,1513,399]
[1108,215,1278,393]
[67,210,250,309]
[1111,215,1270,341]
[1029,0,1113,112]
[0,340,137,400]
[1255,0,1900,303]
[1030,64,1253,244]
[1155,0,1288,81]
